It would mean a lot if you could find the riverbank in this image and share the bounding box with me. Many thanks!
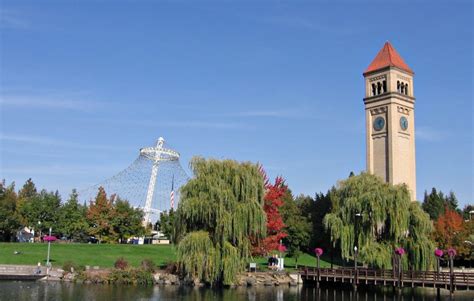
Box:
[0,263,302,287]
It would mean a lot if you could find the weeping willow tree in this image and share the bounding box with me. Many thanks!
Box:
[174,157,266,285]
[323,173,435,270]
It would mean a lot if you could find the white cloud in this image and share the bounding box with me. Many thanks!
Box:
[0,134,133,151]
[0,9,29,29]
[416,126,446,142]
[0,95,103,111]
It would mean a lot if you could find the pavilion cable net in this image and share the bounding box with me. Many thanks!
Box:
[78,137,190,224]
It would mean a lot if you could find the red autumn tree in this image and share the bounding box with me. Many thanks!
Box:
[433,206,465,252]
[252,166,287,255]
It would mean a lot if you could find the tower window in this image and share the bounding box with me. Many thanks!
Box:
[377,82,382,95]
[405,83,409,95]
[400,83,405,94]
[397,81,401,93]
[382,80,387,93]
[372,83,376,96]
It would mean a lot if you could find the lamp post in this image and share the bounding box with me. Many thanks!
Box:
[353,245,358,290]
[434,249,443,299]
[447,248,456,293]
[37,221,42,243]
[46,228,52,266]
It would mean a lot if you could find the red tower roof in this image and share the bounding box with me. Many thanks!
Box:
[364,42,413,75]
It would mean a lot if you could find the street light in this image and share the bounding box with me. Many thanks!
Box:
[354,246,358,269]
[46,227,52,273]
[37,221,42,242]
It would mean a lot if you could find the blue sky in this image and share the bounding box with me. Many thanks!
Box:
[0,1,472,207]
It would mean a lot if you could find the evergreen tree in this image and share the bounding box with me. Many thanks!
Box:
[174,157,266,285]
[422,188,446,220]
[18,178,37,200]
[280,190,311,267]
[324,173,434,270]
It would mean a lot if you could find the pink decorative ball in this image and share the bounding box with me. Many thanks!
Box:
[434,249,444,257]
[395,247,405,256]
[314,248,323,257]
[43,235,57,242]
[447,248,457,257]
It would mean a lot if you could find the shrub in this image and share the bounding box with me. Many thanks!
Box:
[63,261,82,273]
[108,268,153,285]
[108,269,132,284]
[130,268,153,285]
[140,259,156,273]
[164,261,178,274]
[114,257,129,270]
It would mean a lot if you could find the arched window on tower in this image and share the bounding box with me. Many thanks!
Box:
[405,83,409,95]
[377,82,382,95]
[397,81,401,93]
[400,82,405,94]
[382,80,387,93]
[372,83,376,96]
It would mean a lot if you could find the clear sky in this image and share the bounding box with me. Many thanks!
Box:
[0,1,472,207]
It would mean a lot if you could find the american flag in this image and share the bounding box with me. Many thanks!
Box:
[170,175,175,209]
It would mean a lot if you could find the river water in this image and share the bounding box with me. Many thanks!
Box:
[0,281,473,301]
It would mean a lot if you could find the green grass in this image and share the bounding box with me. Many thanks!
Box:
[0,243,176,268]
[0,243,334,271]
[252,252,333,271]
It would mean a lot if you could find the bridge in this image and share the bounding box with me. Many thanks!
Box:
[299,266,474,292]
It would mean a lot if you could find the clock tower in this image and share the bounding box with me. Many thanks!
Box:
[363,42,416,200]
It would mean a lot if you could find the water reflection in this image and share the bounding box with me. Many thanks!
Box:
[0,281,472,301]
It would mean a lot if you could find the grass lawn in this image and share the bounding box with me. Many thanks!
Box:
[0,243,176,268]
[0,243,334,270]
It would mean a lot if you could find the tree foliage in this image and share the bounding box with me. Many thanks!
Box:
[422,188,460,220]
[433,206,470,257]
[324,173,434,270]
[174,157,266,285]
[252,175,287,255]
[280,190,311,266]
[0,181,21,241]
[57,190,89,241]
[113,197,145,243]
[156,209,175,240]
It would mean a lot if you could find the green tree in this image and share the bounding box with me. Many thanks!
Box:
[112,198,145,243]
[174,157,266,285]
[57,189,89,241]
[445,191,459,212]
[422,188,445,220]
[324,173,434,270]
[18,178,37,200]
[0,180,21,241]
[17,189,61,234]
[280,190,311,268]
[156,209,175,240]
[86,187,117,243]
[462,204,474,221]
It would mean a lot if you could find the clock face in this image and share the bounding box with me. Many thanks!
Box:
[373,116,385,131]
[400,116,408,131]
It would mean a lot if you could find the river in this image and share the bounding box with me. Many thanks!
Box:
[0,281,473,301]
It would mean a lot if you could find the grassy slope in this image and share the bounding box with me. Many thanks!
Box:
[0,243,332,270]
